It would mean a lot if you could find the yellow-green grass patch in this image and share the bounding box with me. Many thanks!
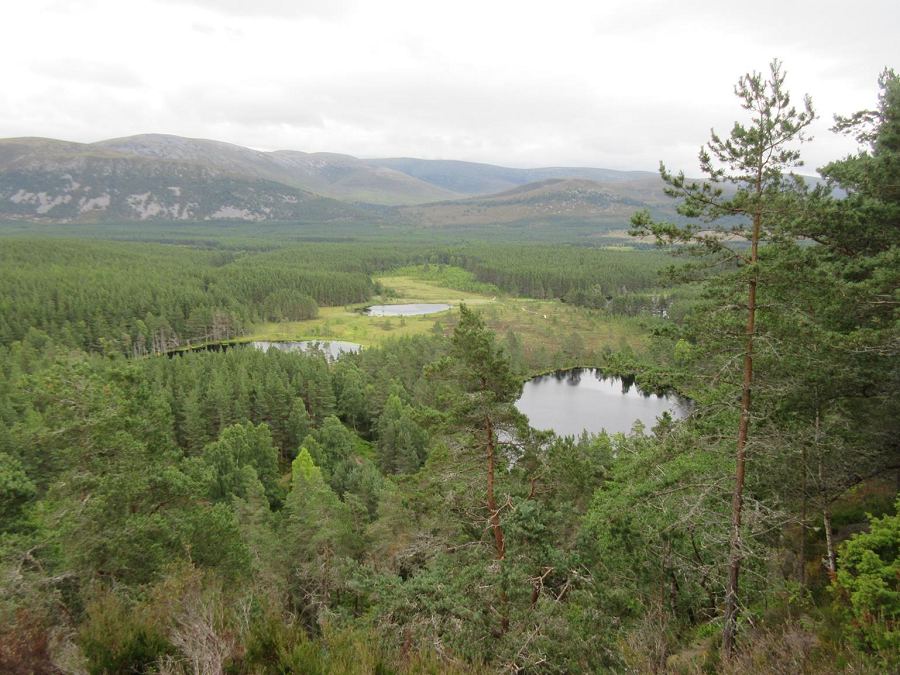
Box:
[245,276,649,357]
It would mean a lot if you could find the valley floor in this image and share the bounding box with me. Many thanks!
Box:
[248,275,649,365]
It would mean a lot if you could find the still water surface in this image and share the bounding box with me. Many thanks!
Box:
[515,368,689,437]
[365,303,450,317]
[252,340,361,360]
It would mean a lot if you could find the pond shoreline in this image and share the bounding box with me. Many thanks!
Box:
[515,367,691,437]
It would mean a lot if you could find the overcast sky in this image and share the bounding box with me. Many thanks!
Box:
[3,0,898,173]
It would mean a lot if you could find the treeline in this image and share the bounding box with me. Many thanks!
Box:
[2,65,899,672]
[0,240,379,354]
[0,238,682,356]
[0,308,638,673]
[387,263,502,295]
[2,302,895,674]
[430,244,673,299]
[607,64,900,668]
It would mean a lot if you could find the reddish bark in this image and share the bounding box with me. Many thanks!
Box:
[486,415,505,561]
[723,185,761,657]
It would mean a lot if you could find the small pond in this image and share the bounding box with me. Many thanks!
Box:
[364,303,451,317]
[515,368,689,437]
[252,340,362,360]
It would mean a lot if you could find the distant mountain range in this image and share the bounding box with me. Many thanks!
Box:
[397,177,678,228]
[361,157,656,195]
[0,133,694,225]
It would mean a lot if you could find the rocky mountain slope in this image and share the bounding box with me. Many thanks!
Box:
[363,157,657,195]
[94,135,460,205]
[0,137,364,222]
[0,133,691,224]
[398,177,668,227]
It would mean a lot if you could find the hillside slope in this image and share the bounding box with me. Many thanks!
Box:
[398,177,670,227]
[0,138,362,222]
[363,157,657,195]
[96,135,461,205]
[0,133,705,225]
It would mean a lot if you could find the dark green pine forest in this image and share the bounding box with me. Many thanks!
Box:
[1,65,898,674]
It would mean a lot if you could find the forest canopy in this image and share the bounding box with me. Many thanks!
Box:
[0,66,898,675]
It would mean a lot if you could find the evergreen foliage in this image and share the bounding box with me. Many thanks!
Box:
[0,65,898,675]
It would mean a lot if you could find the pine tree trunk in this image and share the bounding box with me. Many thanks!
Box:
[486,415,505,561]
[800,442,808,598]
[485,415,509,634]
[722,192,762,657]
[823,504,837,581]
[818,443,837,580]
[800,406,819,597]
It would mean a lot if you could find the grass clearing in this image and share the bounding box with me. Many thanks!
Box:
[377,275,494,303]
[245,276,650,363]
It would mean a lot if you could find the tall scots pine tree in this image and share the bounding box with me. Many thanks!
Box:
[630,59,815,656]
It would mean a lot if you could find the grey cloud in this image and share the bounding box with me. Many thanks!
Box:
[154,0,354,19]
[8,0,889,174]
[737,0,900,57]
[167,85,326,128]
[189,21,245,38]
[6,60,864,174]
[174,74,716,168]
[597,0,900,70]
[31,60,145,89]
[151,71,785,170]
[593,0,673,36]
[44,1,101,15]
[306,74,605,131]
[191,21,217,34]
[0,84,162,147]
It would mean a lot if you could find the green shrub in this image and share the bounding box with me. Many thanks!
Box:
[79,592,172,675]
[834,497,900,665]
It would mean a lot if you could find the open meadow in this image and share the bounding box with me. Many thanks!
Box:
[248,273,651,367]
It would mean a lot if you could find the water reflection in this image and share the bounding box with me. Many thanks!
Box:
[515,368,689,437]
[168,340,362,361]
[252,340,361,360]
[365,303,450,317]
